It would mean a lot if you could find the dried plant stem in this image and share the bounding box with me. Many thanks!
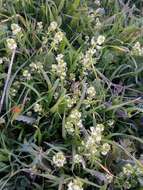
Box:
[0,49,16,114]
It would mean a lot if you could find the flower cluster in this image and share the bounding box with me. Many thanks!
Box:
[41,21,63,49]
[67,178,83,190]
[80,48,96,74]
[82,124,110,157]
[66,82,81,108]
[96,35,106,45]
[90,124,104,141]
[91,35,105,47]
[10,81,20,97]
[52,151,66,167]
[48,21,58,32]
[52,54,67,80]
[122,163,143,176]
[37,21,43,31]
[49,21,64,49]
[10,88,17,97]
[94,0,101,6]
[122,163,135,176]
[65,109,82,135]
[11,23,22,35]
[53,31,64,45]
[33,103,43,114]
[86,86,96,100]
[30,61,43,73]
[115,163,143,189]
[6,38,17,50]
[101,143,111,155]
[1,1,143,190]
[131,42,143,56]
[66,95,77,108]
[80,35,105,75]
[23,70,31,80]
[73,154,83,164]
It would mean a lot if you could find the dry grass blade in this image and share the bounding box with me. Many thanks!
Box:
[0,49,16,114]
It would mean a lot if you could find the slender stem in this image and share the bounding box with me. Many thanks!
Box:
[0,49,16,114]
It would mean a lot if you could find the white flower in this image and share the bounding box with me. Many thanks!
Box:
[134,41,141,49]
[123,163,134,176]
[10,88,17,97]
[42,36,48,45]
[30,62,37,70]
[69,73,76,81]
[94,0,101,6]
[54,92,59,99]
[97,35,105,45]
[6,38,17,50]
[54,31,64,44]
[90,125,103,136]
[56,54,64,62]
[65,121,75,134]
[95,135,102,143]
[87,86,96,99]
[67,178,83,190]
[66,96,74,108]
[33,103,43,113]
[52,54,67,80]
[87,48,96,55]
[81,48,96,73]
[86,136,95,147]
[132,41,143,56]
[86,127,102,149]
[101,143,111,155]
[73,154,83,164]
[65,109,82,135]
[52,152,66,167]
[23,70,31,80]
[91,37,96,46]
[48,21,58,31]
[30,62,43,72]
[11,23,21,35]
[37,22,43,30]
[90,128,102,143]
[96,124,104,133]
[85,136,98,155]
[70,109,81,120]
[77,120,83,128]
[136,166,143,175]
[88,126,103,144]
[51,64,57,72]
[13,81,20,88]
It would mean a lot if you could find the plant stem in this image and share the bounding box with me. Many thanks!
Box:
[0,49,16,114]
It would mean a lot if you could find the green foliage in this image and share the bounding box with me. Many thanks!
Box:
[0,0,143,189]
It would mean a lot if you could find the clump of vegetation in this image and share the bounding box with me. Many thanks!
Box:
[0,0,143,189]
